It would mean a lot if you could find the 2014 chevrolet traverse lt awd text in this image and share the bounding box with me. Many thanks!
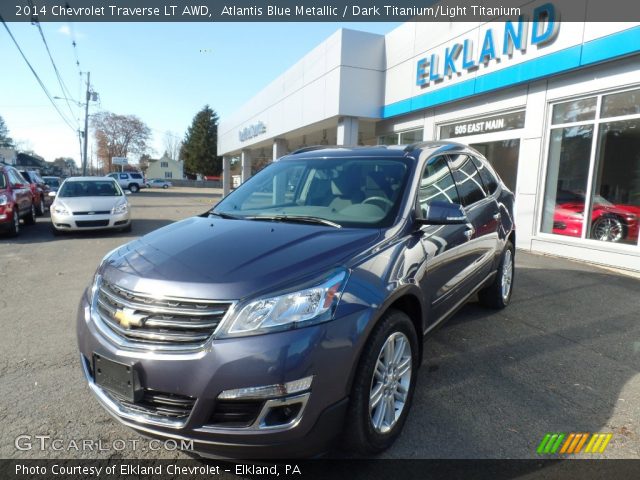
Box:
[77,142,515,458]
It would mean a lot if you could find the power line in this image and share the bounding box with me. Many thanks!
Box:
[31,16,80,127]
[0,16,78,133]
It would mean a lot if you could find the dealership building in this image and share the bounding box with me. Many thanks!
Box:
[219,5,640,273]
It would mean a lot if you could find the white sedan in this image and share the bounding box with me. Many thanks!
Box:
[50,177,131,235]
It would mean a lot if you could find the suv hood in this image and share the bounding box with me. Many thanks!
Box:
[103,216,381,301]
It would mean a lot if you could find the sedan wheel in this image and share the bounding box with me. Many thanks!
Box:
[591,216,625,242]
[37,197,45,216]
[8,210,20,236]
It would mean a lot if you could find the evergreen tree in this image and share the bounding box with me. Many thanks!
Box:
[181,105,221,176]
[0,115,14,148]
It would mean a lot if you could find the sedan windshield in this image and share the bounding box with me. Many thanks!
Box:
[214,157,411,228]
[58,180,122,197]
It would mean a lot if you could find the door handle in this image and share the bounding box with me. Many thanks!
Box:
[464,225,475,240]
[493,212,501,221]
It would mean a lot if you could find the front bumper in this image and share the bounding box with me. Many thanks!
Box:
[51,211,130,231]
[76,293,366,458]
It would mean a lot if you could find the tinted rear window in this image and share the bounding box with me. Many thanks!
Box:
[470,156,499,194]
[451,155,487,206]
[130,173,142,179]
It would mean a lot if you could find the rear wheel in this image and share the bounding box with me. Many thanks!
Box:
[344,309,418,454]
[129,183,139,193]
[591,215,625,242]
[163,184,168,189]
[7,209,20,237]
[36,196,45,216]
[478,241,514,309]
[24,203,36,225]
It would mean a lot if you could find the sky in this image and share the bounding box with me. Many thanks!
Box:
[0,21,400,167]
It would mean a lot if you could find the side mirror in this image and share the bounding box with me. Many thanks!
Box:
[416,201,468,226]
[48,191,56,197]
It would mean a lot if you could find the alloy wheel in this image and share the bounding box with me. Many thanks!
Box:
[501,249,513,301]
[591,216,624,242]
[369,332,412,434]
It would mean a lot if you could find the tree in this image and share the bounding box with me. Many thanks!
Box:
[180,106,221,176]
[92,111,151,171]
[0,115,14,148]
[163,131,182,161]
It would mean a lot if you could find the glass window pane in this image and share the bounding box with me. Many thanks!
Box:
[450,155,487,206]
[551,98,597,124]
[601,89,640,118]
[470,156,499,194]
[541,126,594,237]
[399,129,423,144]
[378,133,399,145]
[419,156,459,209]
[586,119,640,245]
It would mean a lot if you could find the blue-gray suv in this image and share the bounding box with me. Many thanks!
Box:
[77,142,515,458]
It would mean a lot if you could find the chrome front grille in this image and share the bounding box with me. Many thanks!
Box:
[93,278,232,350]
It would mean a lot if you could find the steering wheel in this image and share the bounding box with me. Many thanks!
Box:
[362,196,394,210]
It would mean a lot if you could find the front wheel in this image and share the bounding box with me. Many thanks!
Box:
[7,209,20,237]
[344,309,419,454]
[590,215,625,242]
[478,240,514,309]
[36,196,45,216]
[24,203,36,225]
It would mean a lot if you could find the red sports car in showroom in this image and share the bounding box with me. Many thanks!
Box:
[552,191,640,243]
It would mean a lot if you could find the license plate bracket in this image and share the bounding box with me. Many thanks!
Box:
[93,354,139,403]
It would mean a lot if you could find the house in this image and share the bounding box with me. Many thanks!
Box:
[146,153,184,180]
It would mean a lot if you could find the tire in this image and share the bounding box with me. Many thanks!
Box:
[343,309,419,454]
[590,215,625,243]
[163,184,168,189]
[478,240,515,309]
[36,196,45,216]
[129,183,139,193]
[7,209,20,237]
[24,203,36,226]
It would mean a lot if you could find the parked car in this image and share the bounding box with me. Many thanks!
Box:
[19,169,52,216]
[146,179,172,189]
[77,143,515,458]
[50,177,131,235]
[107,171,146,193]
[43,176,62,193]
[552,190,639,243]
[0,164,36,236]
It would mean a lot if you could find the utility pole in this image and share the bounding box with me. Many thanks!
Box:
[82,71,90,176]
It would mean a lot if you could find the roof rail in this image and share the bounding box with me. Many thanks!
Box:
[289,145,336,155]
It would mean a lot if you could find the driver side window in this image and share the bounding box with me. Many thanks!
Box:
[419,156,460,211]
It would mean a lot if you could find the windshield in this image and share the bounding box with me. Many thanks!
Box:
[214,157,411,228]
[44,178,60,188]
[58,180,122,198]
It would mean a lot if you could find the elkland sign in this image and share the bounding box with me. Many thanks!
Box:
[239,121,267,142]
[416,3,559,88]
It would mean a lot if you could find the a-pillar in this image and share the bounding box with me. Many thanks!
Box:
[222,155,231,197]
[241,149,252,184]
[336,116,359,146]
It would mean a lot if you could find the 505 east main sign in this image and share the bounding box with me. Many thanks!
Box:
[416,3,559,88]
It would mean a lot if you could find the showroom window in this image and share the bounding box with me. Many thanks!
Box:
[541,87,640,247]
[378,128,423,145]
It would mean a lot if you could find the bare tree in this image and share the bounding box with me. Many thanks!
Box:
[92,111,151,171]
[163,131,182,161]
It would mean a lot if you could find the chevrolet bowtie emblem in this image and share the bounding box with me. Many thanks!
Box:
[113,307,146,328]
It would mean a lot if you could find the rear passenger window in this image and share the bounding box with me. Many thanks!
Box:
[470,156,499,194]
[130,173,142,179]
[419,156,460,209]
[119,174,128,179]
[450,155,487,206]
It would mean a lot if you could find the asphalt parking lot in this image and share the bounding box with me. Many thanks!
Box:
[1,187,639,459]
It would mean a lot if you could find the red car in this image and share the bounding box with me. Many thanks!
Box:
[19,169,52,216]
[553,191,640,243]
[0,164,37,236]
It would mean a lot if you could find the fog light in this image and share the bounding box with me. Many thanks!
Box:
[218,376,313,400]
[262,403,303,427]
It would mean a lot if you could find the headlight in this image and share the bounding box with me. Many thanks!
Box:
[0,194,8,206]
[217,270,348,338]
[53,204,69,215]
[112,202,128,214]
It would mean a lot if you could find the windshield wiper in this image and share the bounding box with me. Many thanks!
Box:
[245,215,342,228]
[208,211,243,220]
